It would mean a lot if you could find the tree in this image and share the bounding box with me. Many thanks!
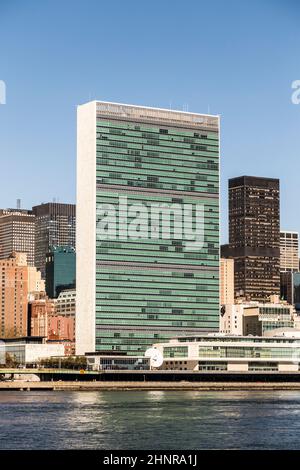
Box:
[5,352,19,368]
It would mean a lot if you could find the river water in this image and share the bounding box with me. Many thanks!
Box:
[0,390,300,449]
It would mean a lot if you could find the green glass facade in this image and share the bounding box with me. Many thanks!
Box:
[92,104,219,355]
[197,345,300,359]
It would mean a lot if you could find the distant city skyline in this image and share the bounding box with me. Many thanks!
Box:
[0,0,299,243]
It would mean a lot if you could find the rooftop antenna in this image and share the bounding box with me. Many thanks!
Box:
[16,199,21,210]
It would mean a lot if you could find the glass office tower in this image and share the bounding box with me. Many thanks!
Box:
[76,101,220,355]
[45,245,76,298]
[32,203,76,278]
[223,176,280,301]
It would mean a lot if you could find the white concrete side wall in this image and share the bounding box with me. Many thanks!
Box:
[227,362,248,372]
[76,101,96,355]
[188,343,199,358]
[220,304,245,335]
[278,363,299,372]
[25,344,65,363]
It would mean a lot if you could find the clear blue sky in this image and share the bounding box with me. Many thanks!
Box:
[0,0,299,242]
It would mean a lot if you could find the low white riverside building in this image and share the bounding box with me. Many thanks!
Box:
[152,333,300,372]
[85,353,150,371]
[0,337,65,365]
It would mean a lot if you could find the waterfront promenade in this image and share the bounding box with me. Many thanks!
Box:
[3,380,300,391]
[4,368,300,389]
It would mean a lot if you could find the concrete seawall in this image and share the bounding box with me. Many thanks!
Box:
[2,381,300,391]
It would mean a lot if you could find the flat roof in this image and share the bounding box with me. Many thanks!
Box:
[80,99,219,118]
[0,336,44,343]
[228,175,280,188]
[171,333,300,341]
[86,354,148,359]
[78,100,219,131]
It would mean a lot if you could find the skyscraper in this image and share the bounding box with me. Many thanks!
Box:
[279,231,299,307]
[223,175,280,301]
[0,252,41,337]
[77,101,220,355]
[32,203,76,278]
[220,258,234,305]
[45,245,76,298]
[0,209,35,266]
[280,231,299,272]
